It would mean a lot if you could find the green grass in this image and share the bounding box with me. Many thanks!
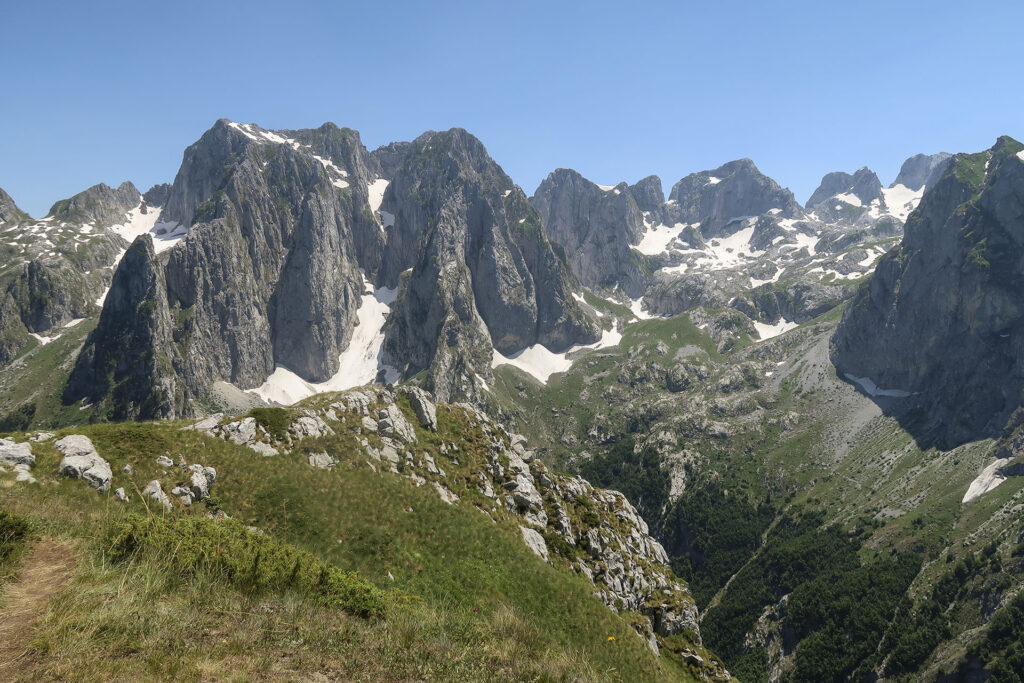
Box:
[0,409,707,681]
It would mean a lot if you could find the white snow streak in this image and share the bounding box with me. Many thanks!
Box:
[962,458,1013,503]
[844,374,912,398]
[491,328,623,383]
[880,184,925,222]
[753,318,798,340]
[247,274,399,405]
[634,222,689,255]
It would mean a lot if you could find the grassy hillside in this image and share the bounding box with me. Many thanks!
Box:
[0,405,725,681]
[490,306,1024,681]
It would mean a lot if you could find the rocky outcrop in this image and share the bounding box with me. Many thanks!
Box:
[0,438,33,467]
[47,181,141,228]
[628,175,667,214]
[832,137,1024,447]
[142,183,172,208]
[531,169,648,294]
[379,129,597,402]
[892,152,953,191]
[55,434,112,492]
[64,235,181,420]
[666,158,804,237]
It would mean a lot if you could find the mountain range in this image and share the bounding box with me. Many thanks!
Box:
[1,120,1023,681]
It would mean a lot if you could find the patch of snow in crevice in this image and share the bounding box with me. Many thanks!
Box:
[490,327,623,383]
[844,374,913,398]
[246,273,399,405]
[753,318,798,340]
[705,176,722,186]
[858,247,886,268]
[367,178,389,214]
[1016,150,1024,163]
[63,318,86,328]
[596,183,616,191]
[30,332,60,345]
[629,297,654,320]
[95,286,111,307]
[750,265,783,287]
[962,458,1013,503]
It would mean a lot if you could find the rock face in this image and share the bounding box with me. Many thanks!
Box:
[832,137,1024,447]
[55,434,112,492]
[892,152,953,191]
[530,169,648,295]
[378,129,597,402]
[65,235,180,420]
[806,167,883,209]
[47,181,142,228]
[666,158,804,237]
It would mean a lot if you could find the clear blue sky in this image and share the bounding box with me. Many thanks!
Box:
[2,0,1022,217]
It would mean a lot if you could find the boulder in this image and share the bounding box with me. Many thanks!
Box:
[308,452,336,469]
[404,387,438,431]
[0,438,34,467]
[291,415,334,439]
[55,435,112,492]
[142,480,172,511]
[114,487,129,502]
[377,404,416,443]
[520,526,549,562]
[156,455,174,468]
[188,464,217,499]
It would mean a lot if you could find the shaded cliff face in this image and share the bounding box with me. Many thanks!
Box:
[667,158,804,237]
[380,129,598,402]
[65,235,181,420]
[831,137,1024,447]
[530,169,648,295]
[0,188,28,224]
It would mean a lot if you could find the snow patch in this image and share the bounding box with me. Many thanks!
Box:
[30,332,59,345]
[63,317,86,328]
[881,184,925,222]
[1017,150,1024,162]
[705,176,722,186]
[962,458,1013,503]
[753,318,797,340]
[629,297,654,320]
[596,183,616,191]
[247,274,399,405]
[491,328,623,383]
[634,222,689,255]
[833,192,862,207]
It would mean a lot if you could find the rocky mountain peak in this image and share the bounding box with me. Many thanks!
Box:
[667,158,803,237]
[806,167,883,209]
[628,175,666,213]
[47,181,141,227]
[0,187,27,224]
[891,151,953,190]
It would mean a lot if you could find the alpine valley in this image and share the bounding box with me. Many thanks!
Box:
[1,120,1023,682]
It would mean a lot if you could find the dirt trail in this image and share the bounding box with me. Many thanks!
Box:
[0,539,78,679]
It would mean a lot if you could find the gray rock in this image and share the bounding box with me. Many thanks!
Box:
[171,485,194,505]
[404,387,437,431]
[156,455,174,468]
[520,526,549,562]
[122,464,133,474]
[142,480,172,511]
[186,414,223,432]
[188,464,217,499]
[55,434,112,492]
[806,167,883,210]
[0,438,34,467]
[290,415,333,439]
[13,464,36,484]
[114,487,129,502]
[433,481,459,504]
[248,442,279,457]
[377,404,416,443]
[360,416,379,433]
[308,452,336,469]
